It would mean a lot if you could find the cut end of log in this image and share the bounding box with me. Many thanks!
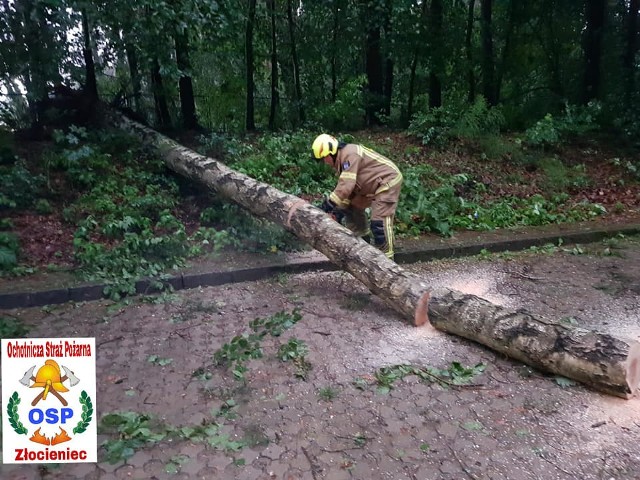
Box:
[626,342,640,398]
[414,291,430,327]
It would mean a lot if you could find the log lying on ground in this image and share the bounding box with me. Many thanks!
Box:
[110,112,640,398]
[109,112,432,326]
[430,287,640,398]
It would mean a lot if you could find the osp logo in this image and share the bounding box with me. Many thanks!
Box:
[2,338,97,463]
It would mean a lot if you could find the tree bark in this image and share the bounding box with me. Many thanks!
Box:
[150,57,172,129]
[623,0,639,103]
[407,0,429,123]
[429,288,640,399]
[330,1,339,103]
[125,41,142,114]
[286,0,305,123]
[582,0,606,104]
[382,0,393,117]
[268,0,279,131]
[428,0,444,108]
[245,0,257,131]
[364,0,384,125]
[480,0,497,105]
[109,112,640,399]
[81,9,98,101]
[175,30,199,130]
[465,0,476,103]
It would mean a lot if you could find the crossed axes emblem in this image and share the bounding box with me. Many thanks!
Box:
[19,359,80,406]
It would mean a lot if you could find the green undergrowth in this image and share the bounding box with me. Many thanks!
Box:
[201,130,609,237]
[2,124,616,291]
[1,126,303,297]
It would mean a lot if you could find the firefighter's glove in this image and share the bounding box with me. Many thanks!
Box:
[320,197,337,214]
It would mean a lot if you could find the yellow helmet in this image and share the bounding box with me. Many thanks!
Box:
[311,134,338,160]
[31,359,69,398]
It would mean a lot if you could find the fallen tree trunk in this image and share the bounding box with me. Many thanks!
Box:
[429,287,640,398]
[110,112,640,398]
[109,112,432,326]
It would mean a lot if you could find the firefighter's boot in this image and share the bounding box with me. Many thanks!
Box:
[370,218,395,260]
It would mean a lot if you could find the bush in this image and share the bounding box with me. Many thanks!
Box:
[524,102,601,147]
[311,76,366,130]
[396,165,471,236]
[228,131,334,196]
[408,96,504,147]
[0,232,19,270]
[0,159,45,209]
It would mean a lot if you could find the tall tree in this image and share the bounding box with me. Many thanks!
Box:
[245,0,257,131]
[382,0,394,116]
[286,0,304,123]
[480,0,497,105]
[495,0,516,103]
[582,0,606,104]
[428,0,444,108]
[268,0,279,130]
[175,29,198,129]
[623,0,639,102]
[364,0,385,125]
[80,7,98,100]
[151,57,172,128]
[465,0,476,103]
[407,0,429,121]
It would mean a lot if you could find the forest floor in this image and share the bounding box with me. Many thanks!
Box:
[2,132,640,479]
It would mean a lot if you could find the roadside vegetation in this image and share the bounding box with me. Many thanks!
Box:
[1,106,639,299]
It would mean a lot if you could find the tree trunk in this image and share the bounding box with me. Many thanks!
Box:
[287,0,305,123]
[268,0,279,130]
[151,58,172,129]
[466,0,476,103]
[125,41,142,114]
[364,1,384,125]
[623,0,639,103]
[81,9,98,101]
[495,0,516,104]
[407,52,418,124]
[110,111,640,399]
[407,0,429,123]
[330,1,339,103]
[541,0,565,99]
[429,288,640,399]
[245,0,257,131]
[480,0,497,105]
[582,0,606,104]
[382,0,393,117]
[428,0,444,108]
[175,30,199,130]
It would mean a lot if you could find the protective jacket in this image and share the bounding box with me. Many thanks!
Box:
[328,144,403,216]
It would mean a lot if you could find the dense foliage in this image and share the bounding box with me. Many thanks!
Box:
[0,1,638,141]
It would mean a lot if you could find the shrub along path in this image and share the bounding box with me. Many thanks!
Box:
[2,221,640,479]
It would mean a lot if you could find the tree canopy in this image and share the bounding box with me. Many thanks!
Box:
[0,0,638,139]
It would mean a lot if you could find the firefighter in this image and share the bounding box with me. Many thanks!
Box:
[311,133,403,260]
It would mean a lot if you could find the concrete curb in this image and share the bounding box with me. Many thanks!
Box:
[1,224,639,309]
